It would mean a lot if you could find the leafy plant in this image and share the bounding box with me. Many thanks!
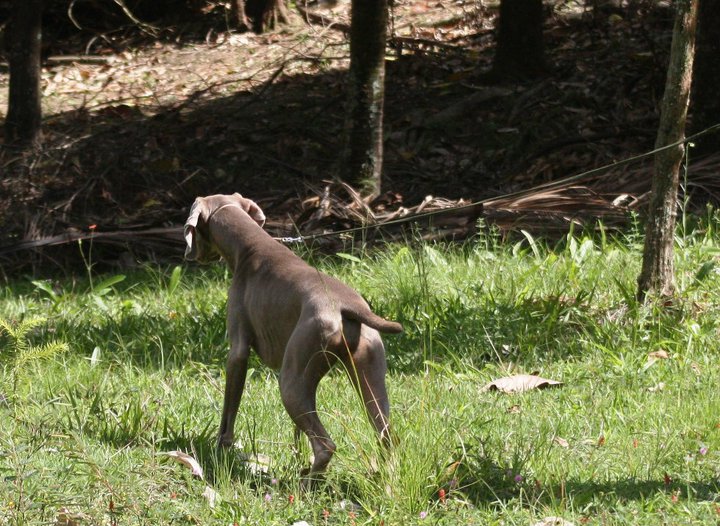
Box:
[0,317,68,397]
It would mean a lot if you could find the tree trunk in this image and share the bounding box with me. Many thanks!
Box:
[230,0,251,31]
[492,0,546,80]
[341,0,388,196]
[232,0,289,33]
[690,0,720,157]
[4,0,44,148]
[637,0,698,301]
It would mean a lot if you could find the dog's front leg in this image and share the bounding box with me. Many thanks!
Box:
[218,319,251,448]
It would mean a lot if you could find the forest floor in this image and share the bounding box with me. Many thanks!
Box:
[1,0,715,274]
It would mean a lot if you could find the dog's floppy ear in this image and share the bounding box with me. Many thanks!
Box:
[234,193,266,227]
[184,197,208,260]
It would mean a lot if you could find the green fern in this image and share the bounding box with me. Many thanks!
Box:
[0,317,69,396]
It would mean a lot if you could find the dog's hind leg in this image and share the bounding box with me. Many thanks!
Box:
[279,320,338,479]
[340,327,392,446]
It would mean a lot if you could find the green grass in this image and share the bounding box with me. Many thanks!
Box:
[2,220,720,524]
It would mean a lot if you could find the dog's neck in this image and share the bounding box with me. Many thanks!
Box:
[208,204,286,272]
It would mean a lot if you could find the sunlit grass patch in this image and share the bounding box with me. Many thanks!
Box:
[2,219,720,523]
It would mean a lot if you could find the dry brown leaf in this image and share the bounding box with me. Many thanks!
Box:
[165,450,204,479]
[648,350,670,360]
[482,374,563,393]
[202,485,218,508]
[244,453,272,475]
[553,436,570,448]
[55,507,88,526]
[532,517,575,526]
[234,445,272,475]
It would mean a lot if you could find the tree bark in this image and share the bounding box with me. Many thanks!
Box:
[492,0,546,80]
[341,0,388,196]
[690,0,720,157]
[230,0,251,31]
[5,0,44,148]
[637,0,698,301]
[232,0,289,33]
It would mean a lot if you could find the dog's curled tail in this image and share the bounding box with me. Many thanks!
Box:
[343,308,403,334]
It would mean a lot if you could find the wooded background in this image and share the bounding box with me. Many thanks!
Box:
[1,0,718,298]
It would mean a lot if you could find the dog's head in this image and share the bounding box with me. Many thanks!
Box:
[184,193,266,262]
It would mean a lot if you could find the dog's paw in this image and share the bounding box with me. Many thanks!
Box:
[299,467,327,492]
[216,436,235,449]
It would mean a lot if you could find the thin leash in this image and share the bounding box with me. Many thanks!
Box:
[274,122,720,244]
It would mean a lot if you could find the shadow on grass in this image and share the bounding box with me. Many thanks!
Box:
[456,453,720,509]
[40,281,608,373]
[32,255,681,374]
[557,478,720,504]
[386,286,607,373]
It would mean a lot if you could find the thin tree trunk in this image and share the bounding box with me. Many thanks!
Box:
[258,0,289,32]
[637,0,698,301]
[230,0,251,31]
[230,0,288,32]
[492,0,546,80]
[5,0,44,148]
[341,0,388,196]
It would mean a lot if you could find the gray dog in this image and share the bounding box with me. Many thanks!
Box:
[184,193,402,478]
